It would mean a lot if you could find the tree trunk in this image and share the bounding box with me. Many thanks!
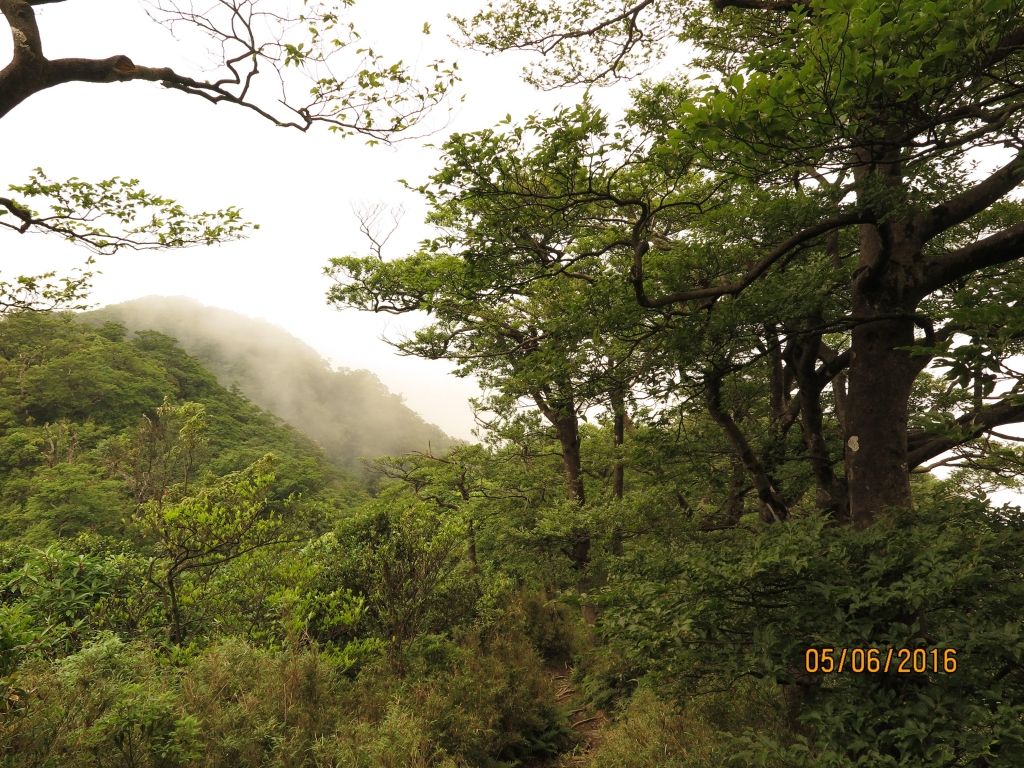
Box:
[556,412,586,506]
[533,390,589,567]
[166,572,183,645]
[534,389,596,625]
[611,390,626,501]
[611,389,626,555]
[467,518,480,574]
[842,152,922,527]
[844,314,917,528]
[789,334,848,520]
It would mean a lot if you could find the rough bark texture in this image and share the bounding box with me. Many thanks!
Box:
[844,315,917,527]
[0,0,181,119]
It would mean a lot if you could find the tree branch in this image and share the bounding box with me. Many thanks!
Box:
[0,0,455,139]
[917,150,1024,245]
[705,371,789,521]
[918,220,1024,297]
[906,398,1024,469]
[631,213,867,308]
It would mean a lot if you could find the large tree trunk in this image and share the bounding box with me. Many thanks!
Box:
[844,310,918,527]
[841,150,921,528]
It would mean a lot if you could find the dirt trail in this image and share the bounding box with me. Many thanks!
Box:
[529,664,610,767]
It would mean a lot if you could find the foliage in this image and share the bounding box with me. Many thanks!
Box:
[601,498,1024,766]
[0,615,569,768]
[134,454,320,645]
[587,684,789,768]
[1,170,255,255]
[9,0,1024,759]
[0,312,354,544]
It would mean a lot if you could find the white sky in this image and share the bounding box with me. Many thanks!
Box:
[0,0,656,440]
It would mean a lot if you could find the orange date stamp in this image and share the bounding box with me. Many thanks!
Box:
[804,647,958,674]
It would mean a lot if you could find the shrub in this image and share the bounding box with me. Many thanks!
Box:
[588,684,786,768]
[0,634,200,768]
[0,609,568,767]
[602,499,1024,767]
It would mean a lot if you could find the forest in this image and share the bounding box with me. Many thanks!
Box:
[4,0,1024,766]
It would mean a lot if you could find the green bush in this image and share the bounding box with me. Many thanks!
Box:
[1,634,200,768]
[0,609,568,767]
[588,681,788,768]
[518,589,582,665]
[602,499,1024,767]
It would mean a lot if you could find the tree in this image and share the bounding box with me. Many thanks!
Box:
[328,170,659,590]
[133,453,306,644]
[102,400,210,513]
[438,0,1024,527]
[353,490,467,675]
[325,97,813,520]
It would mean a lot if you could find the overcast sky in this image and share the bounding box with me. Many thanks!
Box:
[0,0,660,440]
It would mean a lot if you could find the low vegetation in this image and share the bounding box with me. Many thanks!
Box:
[2,312,1023,767]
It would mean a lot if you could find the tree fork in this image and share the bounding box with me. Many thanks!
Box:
[705,372,789,522]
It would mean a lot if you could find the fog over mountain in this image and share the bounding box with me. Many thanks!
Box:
[81,296,452,469]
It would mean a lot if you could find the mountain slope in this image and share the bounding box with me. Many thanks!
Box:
[0,312,358,543]
[80,297,451,469]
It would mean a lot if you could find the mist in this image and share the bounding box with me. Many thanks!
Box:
[80,296,454,470]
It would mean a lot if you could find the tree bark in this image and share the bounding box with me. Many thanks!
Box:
[534,388,596,624]
[844,312,918,527]
[0,0,181,119]
[789,333,849,520]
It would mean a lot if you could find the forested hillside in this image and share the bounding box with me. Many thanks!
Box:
[0,312,358,545]
[82,297,451,471]
[0,312,581,768]
[6,0,1024,766]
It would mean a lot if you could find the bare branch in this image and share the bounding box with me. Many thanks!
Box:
[353,201,405,260]
[0,0,457,141]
